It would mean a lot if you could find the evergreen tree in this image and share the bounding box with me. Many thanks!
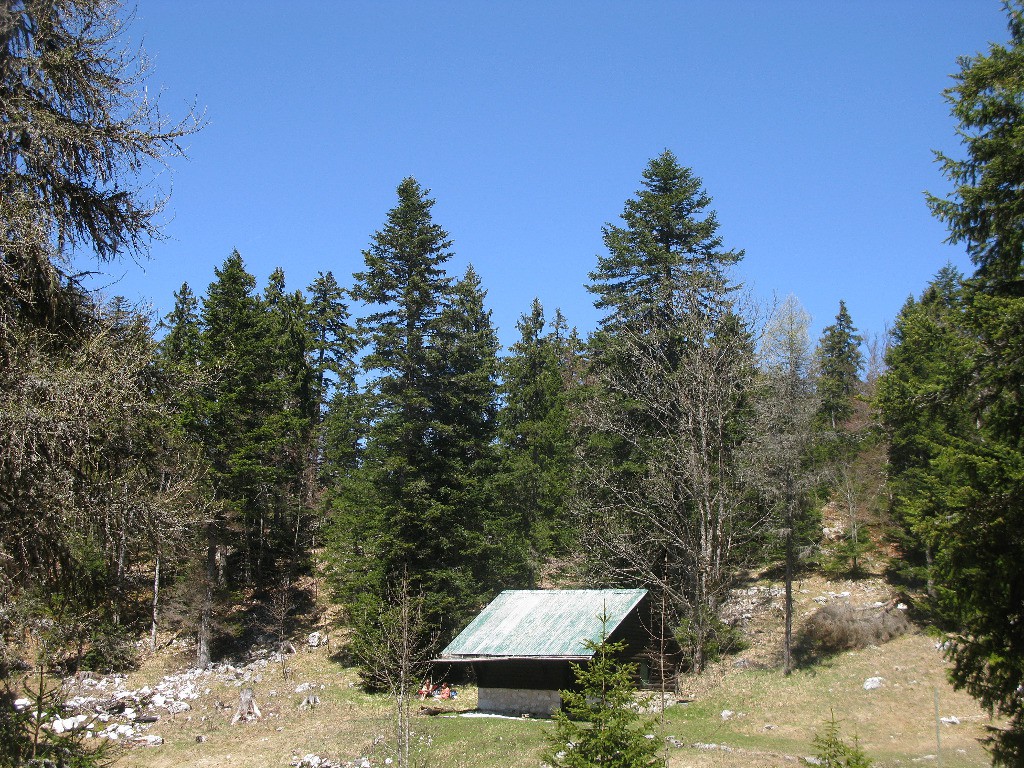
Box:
[876,267,973,599]
[809,712,874,768]
[815,300,864,432]
[306,271,359,423]
[334,179,506,667]
[588,150,742,330]
[158,283,206,439]
[578,151,760,673]
[495,299,575,572]
[0,0,203,697]
[813,300,876,578]
[307,271,362,540]
[199,251,269,583]
[920,4,1024,761]
[260,268,317,563]
[432,265,524,591]
[160,283,203,368]
[545,626,663,768]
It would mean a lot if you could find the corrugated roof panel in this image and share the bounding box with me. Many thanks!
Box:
[440,589,648,658]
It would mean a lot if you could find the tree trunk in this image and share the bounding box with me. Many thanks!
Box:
[150,552,160,651]
[197,532,217,668]
[783,516,794,676]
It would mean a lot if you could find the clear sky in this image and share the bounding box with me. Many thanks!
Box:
[96,1,1012,350]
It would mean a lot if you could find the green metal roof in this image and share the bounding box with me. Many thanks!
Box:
[439,589,648,659]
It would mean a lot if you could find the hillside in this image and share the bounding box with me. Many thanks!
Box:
[53,571,995,768]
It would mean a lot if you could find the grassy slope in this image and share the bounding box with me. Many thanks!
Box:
[118,575,995,768]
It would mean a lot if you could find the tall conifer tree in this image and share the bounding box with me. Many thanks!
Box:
[918,4,1024,760]
[495,299,575,571]
[578,151,759,673]
[815,300,864,431]
[335,179,506,664]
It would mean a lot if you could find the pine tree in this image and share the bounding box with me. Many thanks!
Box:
[876,267,973,599]
[920,4,1024,761]
[809,712,874,768]
[545,622,663,768]
[334,179,505,668]
[495,299,575,571]
[815,300,864,432]
[578,151,759,673]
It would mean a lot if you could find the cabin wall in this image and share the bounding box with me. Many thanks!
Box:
[475,659,575,691]
[477,687,561,717]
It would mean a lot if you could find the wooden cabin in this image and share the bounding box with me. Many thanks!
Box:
[436,588,655,717]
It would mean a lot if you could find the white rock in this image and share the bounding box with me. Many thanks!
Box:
[721,709,734,720]
[295,683,311,693]
[863,677,884,690]
[940,715,960,725]
[13,698,31,711]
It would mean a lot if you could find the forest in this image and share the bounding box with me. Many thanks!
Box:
[1,1,1023,767]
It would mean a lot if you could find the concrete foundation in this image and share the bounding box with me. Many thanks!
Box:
[477,687,561,717]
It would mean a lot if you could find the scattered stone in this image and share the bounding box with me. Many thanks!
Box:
[863,677,884,690]
[720,709,734,720]
[307,632,326,647]
[195,735,207,743]
[940,715,960,725]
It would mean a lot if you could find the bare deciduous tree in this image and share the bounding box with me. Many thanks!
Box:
[741,295,819,674]
[350,573,438,768]
[575,293,767,676]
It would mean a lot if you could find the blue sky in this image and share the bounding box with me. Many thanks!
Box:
[99,1,1010,350]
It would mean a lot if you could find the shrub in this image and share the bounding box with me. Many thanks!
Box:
[794,603,908,665]
[675,613,748,671]
[81,622,138,674]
